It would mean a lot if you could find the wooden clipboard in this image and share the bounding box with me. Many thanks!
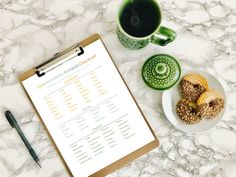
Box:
[19,34,159,177]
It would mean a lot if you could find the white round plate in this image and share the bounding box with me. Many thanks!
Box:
[162,70,227,133]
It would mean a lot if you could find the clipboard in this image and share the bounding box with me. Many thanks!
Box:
[19,34,159,177]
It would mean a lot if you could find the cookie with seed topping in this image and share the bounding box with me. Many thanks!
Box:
[176,99,202,124]
[180,74,208,102]
[197,90,225,119]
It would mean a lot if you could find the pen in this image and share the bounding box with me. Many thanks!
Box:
[4,108,42,168]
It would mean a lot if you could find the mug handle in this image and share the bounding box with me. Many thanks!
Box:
[151,26,177,46]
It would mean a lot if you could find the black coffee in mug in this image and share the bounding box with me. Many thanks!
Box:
[120,0,161,38]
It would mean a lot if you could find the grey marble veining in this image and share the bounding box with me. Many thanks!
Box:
[0,0,236,177]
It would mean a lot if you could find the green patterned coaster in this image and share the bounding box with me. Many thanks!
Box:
[142,54,181,90]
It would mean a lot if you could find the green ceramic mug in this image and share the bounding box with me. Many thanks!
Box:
[116,0,176,50]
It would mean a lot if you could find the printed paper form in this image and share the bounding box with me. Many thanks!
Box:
[22,39,155,177]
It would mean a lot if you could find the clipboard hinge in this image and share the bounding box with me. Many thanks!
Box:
[35,45,84,77]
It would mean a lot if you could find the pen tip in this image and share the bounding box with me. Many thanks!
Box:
[37,161,42,168]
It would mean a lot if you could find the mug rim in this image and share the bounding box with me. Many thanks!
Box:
[116,0,163,40]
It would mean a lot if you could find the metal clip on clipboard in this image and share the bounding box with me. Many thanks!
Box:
[35,44,84,77]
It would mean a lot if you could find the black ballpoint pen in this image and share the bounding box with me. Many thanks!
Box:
[4,108,42,168]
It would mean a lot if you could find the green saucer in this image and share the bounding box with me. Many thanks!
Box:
[142,54,181,91]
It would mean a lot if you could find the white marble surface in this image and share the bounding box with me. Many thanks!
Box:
[0,0,236,177]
